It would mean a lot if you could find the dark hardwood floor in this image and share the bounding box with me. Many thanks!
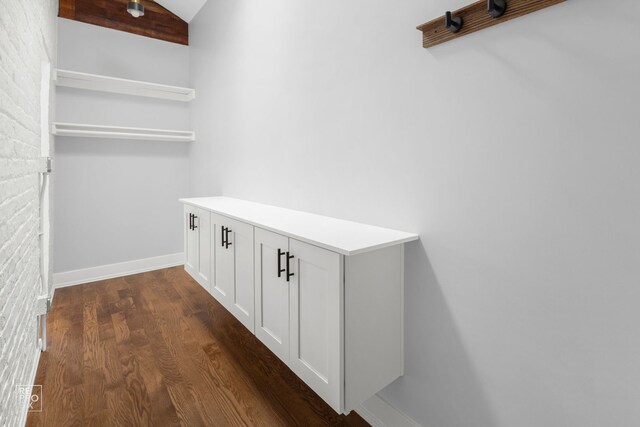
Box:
[26,267,369,427]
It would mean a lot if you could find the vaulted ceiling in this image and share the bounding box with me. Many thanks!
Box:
[58,0,204,45]
[155,0,208,23]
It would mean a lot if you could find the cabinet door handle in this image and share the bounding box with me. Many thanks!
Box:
[277,248,285,278]
[221,226,226,247]
[189,213,194,230]
[286,252,294,282]
[193,215,198,229]
[225,228,233,249]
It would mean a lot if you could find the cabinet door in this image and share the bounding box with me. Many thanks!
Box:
[254,228,290,363]
[212,214,255,332]
[195,208,211,290]
[226,217,255,332]
[289,239,343,413]
[211,215,231,305]
[184,205,199,279]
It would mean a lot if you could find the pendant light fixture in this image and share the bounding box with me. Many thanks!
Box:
[127,0,145,18]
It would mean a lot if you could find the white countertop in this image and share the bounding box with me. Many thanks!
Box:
[180,197,419,256]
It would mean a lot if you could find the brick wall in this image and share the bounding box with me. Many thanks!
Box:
[0,1,57,426]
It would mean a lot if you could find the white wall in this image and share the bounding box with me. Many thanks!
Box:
[54,19,190,273]
[189,1,640,426]
[0,0,57,425]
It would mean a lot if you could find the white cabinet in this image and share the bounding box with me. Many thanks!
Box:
[254,228,290,362]
[184,206,198,274]
[255,229,343,409]
[183,205,211,290]
[253,227,402,414]
[181,197,419,414]
[288,238,343,411]
[211,214,254,333]
[254,229,343,409]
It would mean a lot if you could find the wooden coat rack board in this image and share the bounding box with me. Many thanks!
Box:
[417,0,566,48]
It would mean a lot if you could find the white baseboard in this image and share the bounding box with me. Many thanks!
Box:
[356,394,421,427]
[53,253,184,288]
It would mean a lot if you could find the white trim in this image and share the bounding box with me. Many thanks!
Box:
[53,253,184,288]
[52,122,195,142]
[18,347,42,427]
[55,69,195,102]
[356,394,422,427]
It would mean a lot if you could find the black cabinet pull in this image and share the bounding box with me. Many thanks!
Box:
[225,228,232,249]
[189,213,194,230]
[277,249,285,278]
[193,215,198,229]
[286,252,294,282]
[221,226,226,247]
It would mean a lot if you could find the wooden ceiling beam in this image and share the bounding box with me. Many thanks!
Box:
[59,0,188,46]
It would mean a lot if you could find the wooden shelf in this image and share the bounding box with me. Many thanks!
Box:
[417,0,566,49]
[52,122,195,142]
[55,69,195,102]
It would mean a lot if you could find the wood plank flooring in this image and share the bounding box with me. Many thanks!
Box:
[26,267,369,427]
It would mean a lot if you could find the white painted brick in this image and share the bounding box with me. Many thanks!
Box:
[0,0,56,426]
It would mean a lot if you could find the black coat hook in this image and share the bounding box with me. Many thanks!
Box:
[445,11,463,33]
[488,0,507,18]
